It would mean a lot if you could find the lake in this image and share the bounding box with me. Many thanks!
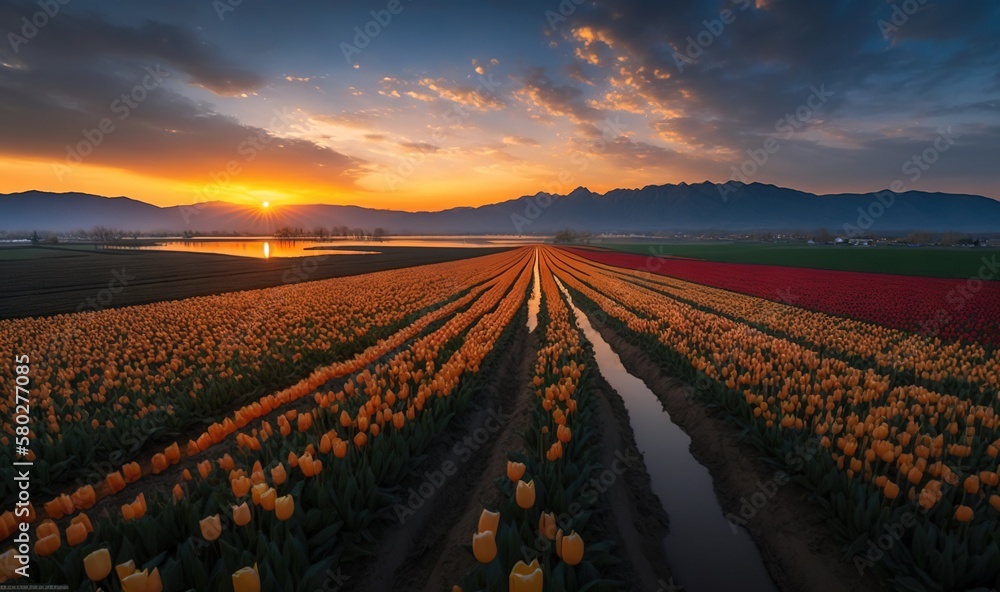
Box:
[141,236,539,259]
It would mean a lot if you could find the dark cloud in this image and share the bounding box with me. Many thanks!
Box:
[0,4,264,96]
[0,3,362,191]
[514,67,603,123]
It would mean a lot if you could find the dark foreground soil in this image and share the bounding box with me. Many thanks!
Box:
[0,245,510,318]
[352,319,673,592]
[583,313,888,592]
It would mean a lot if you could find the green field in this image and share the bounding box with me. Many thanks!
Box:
[600,242,999,278]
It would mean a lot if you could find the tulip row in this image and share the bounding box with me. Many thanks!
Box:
[4,248,536,590]
[578,253,1000,399]
[456,248,619,592]
[568,247,1000,346]
[548,247,1000,590]
[0,250,528,502]
[12,253,524,538]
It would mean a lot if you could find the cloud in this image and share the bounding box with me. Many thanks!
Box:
[0,5,264,96]
[0,6,363,193]
[513,67,603,123]
[502,135,541,146]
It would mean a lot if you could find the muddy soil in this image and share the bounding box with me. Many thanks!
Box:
[583,313,887,592]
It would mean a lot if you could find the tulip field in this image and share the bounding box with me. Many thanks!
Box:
[1,245,999,591]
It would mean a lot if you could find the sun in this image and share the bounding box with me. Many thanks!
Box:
[262,201,269,209]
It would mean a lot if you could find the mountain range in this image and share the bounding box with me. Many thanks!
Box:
[1,182,998,235]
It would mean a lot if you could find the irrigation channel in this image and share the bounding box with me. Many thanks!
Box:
[555,277,778,592]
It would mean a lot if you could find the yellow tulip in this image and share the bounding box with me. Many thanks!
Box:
[233,564,261,592]
[199,514,222,541]
[509,559,543,592]
[515,479,535,509]
[472,530,497,563]
[478,509,500,534]
[83,548,111,581]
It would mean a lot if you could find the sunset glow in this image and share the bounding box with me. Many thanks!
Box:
[0,1,996,211]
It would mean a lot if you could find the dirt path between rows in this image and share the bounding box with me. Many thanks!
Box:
[588,371,674,590]
[584,314,888,592]
[354,321,536,591]
[362,314,675,592]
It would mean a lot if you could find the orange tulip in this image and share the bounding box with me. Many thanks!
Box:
[106,470,127,493]
[354,432,368,448]
[538,512,557,540]
[71,512,94,533]
[173,484,184,502]
[35,533,60,557]
[883,481,900,500]
[233,564,261,592]
[233,502,252,526]
[557,530,584,565]
[120,569,148,592]
[232,476,251,498]
[515,480,536,509]
[260,488,277,511]
[66,521,88,546]
[71,485,96,511]
[275,495,294,521]
[507,461,526,483]
[200,514,222,541]
[509,559,543,592]
[271,463,287,486]
[164,442,180,464]
[964,475,980,495]
[472,530,497,563]
[122,462,141,483]
[83,548,111,581]
[147,567,163,592]
[478,509,500,534]
[115,559,135,581]
[954,505,974,523]
[334,439,348,459]
[37,520,59,540]
[990,495,1000,512]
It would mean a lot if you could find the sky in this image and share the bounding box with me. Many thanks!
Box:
[0,0,997,211]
